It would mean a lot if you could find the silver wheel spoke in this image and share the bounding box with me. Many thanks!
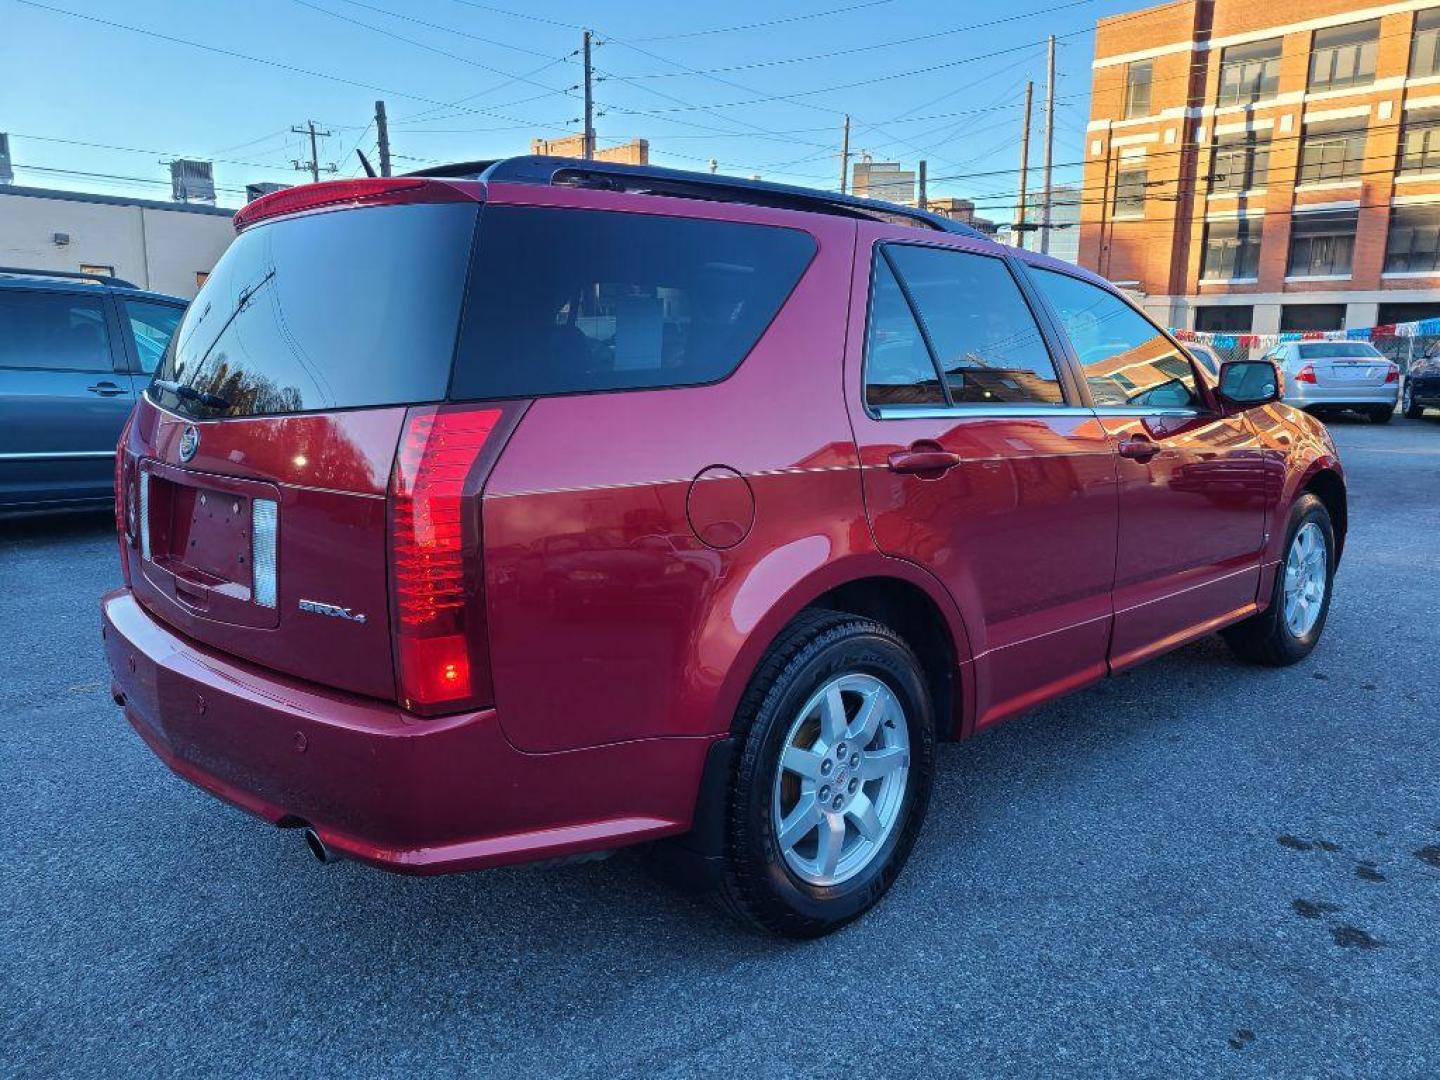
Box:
[847,795,884,841]
[819,684,847,744]
[777,794,821,850]
[816,813,846,877]
[781,745,825,781]
[858,746,906,780]
[847,687,885,744]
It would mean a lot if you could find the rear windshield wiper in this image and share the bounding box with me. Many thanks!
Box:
[152,379,230,410]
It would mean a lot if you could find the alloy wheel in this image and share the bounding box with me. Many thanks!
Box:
[1283,521,1328,637]
[771,673,910,886]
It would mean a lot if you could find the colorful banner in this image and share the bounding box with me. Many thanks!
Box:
[1171,317,1440,352]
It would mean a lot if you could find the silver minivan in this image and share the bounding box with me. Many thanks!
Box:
[1264,341,1400,423]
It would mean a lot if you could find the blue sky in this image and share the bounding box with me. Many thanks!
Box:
[2,0,1141,215]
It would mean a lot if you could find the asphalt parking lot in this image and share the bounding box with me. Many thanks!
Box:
[3,415,1438,1079]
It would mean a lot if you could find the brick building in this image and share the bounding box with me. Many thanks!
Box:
[529,135,650,165]
[1080,0,1440,336]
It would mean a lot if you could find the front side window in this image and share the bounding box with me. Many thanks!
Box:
[1309,20,1379,92]
[1124,61,1153,119]
[453,207,816,400]
[863,256,945,408]
[0,291,113,372]
[1114,166,1148,218]
[1210,134,1271,192]
[1412,8,1440,78]
[1218,40,1282,106]
[1385,205,1440,274]
[123,300,183,375]
[871,245,1065,407]
[1201,218,1264,280]
[1399,111,1440,175]
[1298,125,1366,184]
[1030,268,1200,409]
[1288,210,1359,277]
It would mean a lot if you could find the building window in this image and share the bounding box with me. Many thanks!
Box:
[1113,166,1147,218]
[195,271,210,289]
[1398,111,1440,175]
[1280,304,1346,333]
[1309,20,1379,93]
[1210,134,1271,192]
[1201,218,1264,279]
[1384,205,1440,274]
[1217,39,1282,106]
[1124,61,1154,119]
[80,264,115,279]
[1411,9,1440,78]
[1298,124,1367,184]
[1287,210,1359,277]
[1195,306,1254,333]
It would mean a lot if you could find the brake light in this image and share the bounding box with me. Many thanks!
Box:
[389,405,503,715]
[1294,363,1318,384]
[1385,362,1400,384]
[232,177,478,232]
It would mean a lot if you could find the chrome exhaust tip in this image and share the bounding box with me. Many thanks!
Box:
[303,827,339,865]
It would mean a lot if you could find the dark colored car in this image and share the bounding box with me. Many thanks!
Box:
[101,160,1347,937]
[1403,344,1440,418]
[0,268,185,513]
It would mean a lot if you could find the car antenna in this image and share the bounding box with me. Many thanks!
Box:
[355,149,377,178]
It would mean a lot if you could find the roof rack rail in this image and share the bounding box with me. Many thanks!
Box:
[0,266,140,289]
[406,156,984,237]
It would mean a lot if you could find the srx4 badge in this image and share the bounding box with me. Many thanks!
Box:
[298,599,367,624]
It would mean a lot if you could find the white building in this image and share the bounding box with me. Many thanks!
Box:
[0,185,234,299]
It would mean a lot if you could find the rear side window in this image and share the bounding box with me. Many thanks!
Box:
[1031,268,1200,409]
[123,300,183,374]
[0,291,113,372]
[878,245,1064,406]
[864,256,946,407]
[451,206,815,399]
[151,203,479,418]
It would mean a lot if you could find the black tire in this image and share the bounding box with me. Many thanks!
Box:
[717,609,935,938]
[1402,381,1426,420]
[1368,405,1394,424]
[1222,493,1336,667]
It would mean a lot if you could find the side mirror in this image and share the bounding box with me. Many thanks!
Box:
[1217,359,1281,407]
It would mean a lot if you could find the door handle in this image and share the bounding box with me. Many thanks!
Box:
[887,446,962,475]
[1117,436,1159,462]
[87,381,127,397]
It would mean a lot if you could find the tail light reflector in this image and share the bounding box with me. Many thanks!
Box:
[389,405,503,715]
[1384,363,1400,384]
[138,470,152,561]
[1294,363,1317,384]
[252,499,279,609]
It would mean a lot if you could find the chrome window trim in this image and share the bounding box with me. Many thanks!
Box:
[0,450,117,461]
[872,404,1203,421]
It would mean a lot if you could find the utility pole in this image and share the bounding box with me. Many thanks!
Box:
[839,114,851,193]
[291,120,335,183]
[582,29,595,160]
[1015,81,1034,250]
[917,160,927,212]
[374,101,392,177]
[1040,35,1056,254]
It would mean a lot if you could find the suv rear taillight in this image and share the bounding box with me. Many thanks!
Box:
[1294,363,1317,384]
[389,405,504,716]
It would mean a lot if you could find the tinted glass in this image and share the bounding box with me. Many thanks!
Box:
[151,203,478,418]
[451,207,816,400]
[863,256,945,407]
[0,291,112,372]
[1032,268,1199,409]
[1299,343,1382,359]
[123,300,183,374]
[887,246,1063,406]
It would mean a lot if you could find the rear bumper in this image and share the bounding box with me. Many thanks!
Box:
[1283,383,1398,408]
[101,589,712,874]
[1410,375,1440,406]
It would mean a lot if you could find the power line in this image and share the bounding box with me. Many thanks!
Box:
[632,0,896,42]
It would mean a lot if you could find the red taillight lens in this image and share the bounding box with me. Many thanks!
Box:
[1294,363,1317,384]
[233,177,478,232]
[389,405,502,715]
[1385,363,1400,384]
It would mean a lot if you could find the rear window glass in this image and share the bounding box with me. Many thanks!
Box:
[0,290,112,372]
[150,203,478,418]
[1298,342,1381,359]
[450,206,816,400]
[123,299,183,374]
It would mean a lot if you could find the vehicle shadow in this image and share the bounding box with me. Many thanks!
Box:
[1,508,114,545]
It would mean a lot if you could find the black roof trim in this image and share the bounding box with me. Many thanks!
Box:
[0,265,140,289]
[406,155,983,236]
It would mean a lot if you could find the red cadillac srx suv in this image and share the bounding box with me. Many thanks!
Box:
[102,158,1347,937]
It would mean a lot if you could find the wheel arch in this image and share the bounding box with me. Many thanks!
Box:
[1300,465,1347,564]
